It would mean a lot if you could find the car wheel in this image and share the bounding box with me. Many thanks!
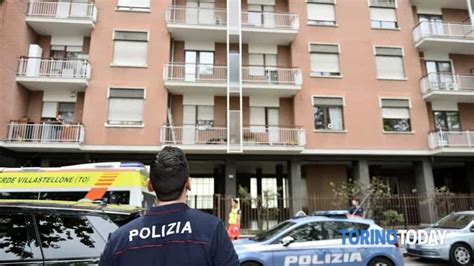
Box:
[368,257,394,266]
[450,243,472,265]
[241,262,262,266]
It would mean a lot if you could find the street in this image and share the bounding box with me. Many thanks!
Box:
[404,256,448,266]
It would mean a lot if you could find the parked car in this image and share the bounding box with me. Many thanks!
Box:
[406,211,474,265]
[0,200,143,265]
[234,215,403,266]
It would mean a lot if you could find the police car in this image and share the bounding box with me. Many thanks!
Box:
[234,212,403,266]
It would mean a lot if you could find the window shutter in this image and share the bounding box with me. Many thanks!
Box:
[376,56,404,79]
[307,3,335,22]
[198,106,214,121]
[311,53,340,73]
[313,97,343,106]
[382,107,410,119]
[370,8,396,22]
[113,41,148,66]
[309,44,339,53]
[381,99,410,108]
[108,98,144,123]
[375,47,403,56]
[250,107,266,133]
[114,31,148,41]
[109,89,144,98]
[118,0,150,8]
[42,102,58,118]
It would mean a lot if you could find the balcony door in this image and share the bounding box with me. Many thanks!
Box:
[186,0,215,25]
[433,111,461,132]
[267,108,280,144]
[247,5,275,28]
[185,51,214,82]
[419,14,444,36]
[250,107,279,144]
[426,61,454,90]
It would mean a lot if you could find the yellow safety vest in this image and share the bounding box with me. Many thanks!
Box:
[229,208,240,225]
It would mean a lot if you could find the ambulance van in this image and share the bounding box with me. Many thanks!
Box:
[0,162,156,208]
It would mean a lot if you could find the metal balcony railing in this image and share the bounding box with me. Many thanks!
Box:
[413,21,474,43]
[6,123,85,144]
[242,11,299,30]
[242,126,306,146]
[165,6,227,26]
[242,67,302,86]
[17,57,91,79]
[161,125,227,145]
[421,73,474,94]
[163,63,227,83]
[369,0,396,8]
[429,131,474,150]
[26,1,97,21]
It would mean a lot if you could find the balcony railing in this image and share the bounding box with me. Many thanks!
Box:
[26,1,97,21]
[242,67,302,86]
[165,6,227,26]
[163,63,227,84]
[242,11,299,30]
[421,73,474,94]
[161,125,227,145]
[6,123,85,144]
[161,125,306,147]
[243,126,306,146]
[413,21,474,43]
[429,131,474,150]
[17,57,91,79]
[369,0,396,8]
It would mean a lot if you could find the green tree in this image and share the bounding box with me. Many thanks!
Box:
[239,185,280,231]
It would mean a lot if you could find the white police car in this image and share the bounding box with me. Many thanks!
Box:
[234,212,403,266]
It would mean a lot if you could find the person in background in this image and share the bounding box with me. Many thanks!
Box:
[348,198,364,218]
[228,198,241,240]
[99,146,239,266]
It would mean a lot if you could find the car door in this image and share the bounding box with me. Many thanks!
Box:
[35,212,108,265]
[0,212,43,265]
[271,222,327,266]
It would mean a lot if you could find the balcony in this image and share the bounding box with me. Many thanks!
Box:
[16,57,91,91]
[241,11,299,45]
[242,66,302,96]
[160,125,305,153]
[25,1,97,36]
[410,0,468,10]
[3,122,84,151]
[413,21,474,55]
[421,73,474,103]
[429,131,474,154]
[165,6,227,42]
[163,63,227,95]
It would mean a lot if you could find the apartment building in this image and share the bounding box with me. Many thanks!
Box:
[0,0,474,222]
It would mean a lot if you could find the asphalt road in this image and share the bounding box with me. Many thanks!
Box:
[404,256,449,265]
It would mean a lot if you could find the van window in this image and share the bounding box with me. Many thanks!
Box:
[35,213,107,260]
[0,214,42,262]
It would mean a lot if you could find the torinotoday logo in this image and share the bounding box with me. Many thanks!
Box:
[340,229,447,246]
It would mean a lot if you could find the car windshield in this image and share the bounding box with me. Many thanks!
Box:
[253,221,295,242]
[433,213,474,229]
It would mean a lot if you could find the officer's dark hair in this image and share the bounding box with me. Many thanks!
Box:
[232,199,239,204]
[150,146,190,201]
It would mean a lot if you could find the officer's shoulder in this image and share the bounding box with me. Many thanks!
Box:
[109,215,145,240]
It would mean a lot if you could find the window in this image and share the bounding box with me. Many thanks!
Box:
[0,214,42,262]
[288,222,325,242]
[313,97,344,131]
[261,178,278,208]
[185,51,215,79]
[375,47,405,79]
[426,61,455,90]
[310,44,341,77]
[183,105,214,129]
[112,31,148,67]
[58,103,75,123]
[107,88,145,125]
[370,7,398,29]
[248,4,276,27]
[249,53,277,77]
[433,111,460,131]
[306,0,336,26]
[187,178,214,209]
[117,0,150,12]
[381,99,411,132]
[250,107,279,133]
[36,214,107,260]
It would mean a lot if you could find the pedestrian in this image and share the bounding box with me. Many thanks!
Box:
[99,146,239,266]
[348,198,364,218]
[228,198,241,240]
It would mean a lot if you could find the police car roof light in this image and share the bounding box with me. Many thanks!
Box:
[312,210,349,218]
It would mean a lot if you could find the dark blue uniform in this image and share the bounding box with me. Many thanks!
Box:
[99,203,239,266]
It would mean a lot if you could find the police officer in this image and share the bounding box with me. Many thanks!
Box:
[99,146,240,266]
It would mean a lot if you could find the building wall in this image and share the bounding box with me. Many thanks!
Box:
[81,0,172,146]
[26,91,43,122]
[442,8,470,23]
[290,0,430,151]
[0,0,37,138]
